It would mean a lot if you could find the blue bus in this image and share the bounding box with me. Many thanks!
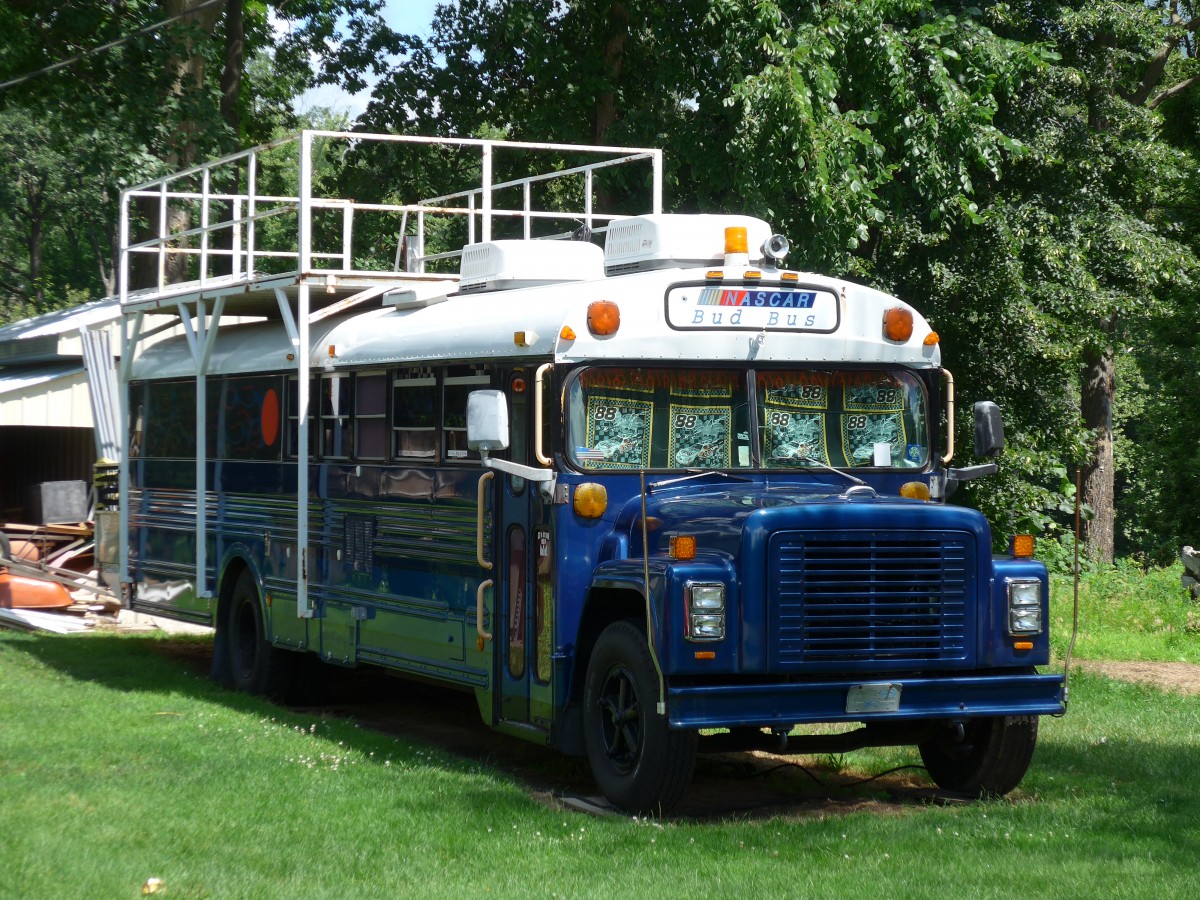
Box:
[112,133,1064,813]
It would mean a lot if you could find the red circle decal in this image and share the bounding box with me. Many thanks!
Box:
[261,388,280,447]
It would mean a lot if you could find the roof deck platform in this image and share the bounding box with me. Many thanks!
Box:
[117,131,663,327]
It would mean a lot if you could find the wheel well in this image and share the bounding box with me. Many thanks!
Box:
[571,586,646,703]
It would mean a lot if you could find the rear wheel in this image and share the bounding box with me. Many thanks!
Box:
[226,569,296,700]
[919,715,1039,798]
[583,620,697,814]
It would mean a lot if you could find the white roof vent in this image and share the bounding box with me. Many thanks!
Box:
[604,214,774,274]
[458,240,605,293]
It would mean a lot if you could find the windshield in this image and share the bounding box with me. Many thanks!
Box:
[566,367,930,472]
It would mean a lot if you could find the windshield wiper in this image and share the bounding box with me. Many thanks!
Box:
[648,468,752,491]
[790,455,868,487]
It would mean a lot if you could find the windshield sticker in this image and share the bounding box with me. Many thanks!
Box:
[842,412,906,466]
[671,384,733,400]
[844,378,905,412]
[584,396,653,468]
[763,408,828,465]
[764,382,829,411]
[668,405,732,467]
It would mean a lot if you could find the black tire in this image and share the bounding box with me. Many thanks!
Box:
[226,569,296,700]
[583,620,697,814]
[919,715,1039,798]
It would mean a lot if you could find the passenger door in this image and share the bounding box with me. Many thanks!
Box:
[493,369,554,733]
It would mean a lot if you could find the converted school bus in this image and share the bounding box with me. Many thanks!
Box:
[102,132,1065,813]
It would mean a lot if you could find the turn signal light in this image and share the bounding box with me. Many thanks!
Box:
[670,535,697,560]
[573,483,608,518]
[1011,534,1035,558]
[883,307,914,342]
[1014,641,1034,651]
[587,301,620,336]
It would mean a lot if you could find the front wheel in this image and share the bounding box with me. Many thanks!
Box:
[583,620,697,814]
[919,715,1039,798]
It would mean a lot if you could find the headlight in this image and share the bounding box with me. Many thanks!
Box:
[686,582,725,642]
[1007,578,1042,635]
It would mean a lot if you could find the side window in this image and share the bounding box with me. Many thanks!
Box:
[355,372,387,461]
[393,368,437,460]
[143,380,197,458]
[443,365,491,461]
[217,375,284,461]
[321,373,352,459]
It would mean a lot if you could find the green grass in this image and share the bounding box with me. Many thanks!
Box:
[1051,561,1200,663]
[1,621,1199,898]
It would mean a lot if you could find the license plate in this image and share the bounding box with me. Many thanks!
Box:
[846,682,902,714]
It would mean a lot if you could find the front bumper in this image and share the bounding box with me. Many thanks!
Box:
[667,671,1065,730]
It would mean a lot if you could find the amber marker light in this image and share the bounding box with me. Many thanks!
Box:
[924,331,940,346]
[724,226,748,254]
[573,483,607,518]
[1011,534,1036,558]
[670,535,697,560]
[694,651,716,660]
[1014,641,1034,651]
[900,481,931,501]
[705,270,724,281]
[587,300,620,336]
[781,272,799,282]
[744,270,762,280]
[560,325,577,341]
[883,307,914,342]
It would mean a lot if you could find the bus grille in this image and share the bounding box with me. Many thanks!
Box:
[770,532,972,668]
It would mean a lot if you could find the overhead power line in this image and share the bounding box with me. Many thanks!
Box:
[0,0,226,93]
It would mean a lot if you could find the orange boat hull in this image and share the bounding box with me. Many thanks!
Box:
[0,571,74,610]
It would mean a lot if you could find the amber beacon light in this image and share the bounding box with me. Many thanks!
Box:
[883,307,914,342]
[724,226,748,254]
[587,301,620,336]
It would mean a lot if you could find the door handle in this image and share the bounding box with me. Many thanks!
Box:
[476,578,493,645]
[534,362,553,466]
[476,471,494,570]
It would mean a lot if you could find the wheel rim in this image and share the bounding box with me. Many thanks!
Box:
[596,663,642,774]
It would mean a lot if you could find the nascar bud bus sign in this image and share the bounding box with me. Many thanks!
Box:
[666,285,839,332]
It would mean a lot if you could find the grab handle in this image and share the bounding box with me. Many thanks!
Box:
[476,579,493,644]
[476,471,494,570]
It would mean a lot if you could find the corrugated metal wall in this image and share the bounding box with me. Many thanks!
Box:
[0,426,96,522]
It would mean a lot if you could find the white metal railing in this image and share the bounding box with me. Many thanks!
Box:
[118,131,663,304]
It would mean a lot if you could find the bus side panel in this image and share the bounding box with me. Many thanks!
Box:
[317,464,491,689]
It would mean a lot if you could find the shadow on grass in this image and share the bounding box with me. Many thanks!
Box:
[11,631,1194,827]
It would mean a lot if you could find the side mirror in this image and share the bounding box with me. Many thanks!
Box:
[467,390,510,453]
[973,401,1005,458]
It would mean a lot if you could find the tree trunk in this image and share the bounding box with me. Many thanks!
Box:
[1080,343,1116,563]
[214,0,244,276]
[592,2,629,144]
[130,0,226,290]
